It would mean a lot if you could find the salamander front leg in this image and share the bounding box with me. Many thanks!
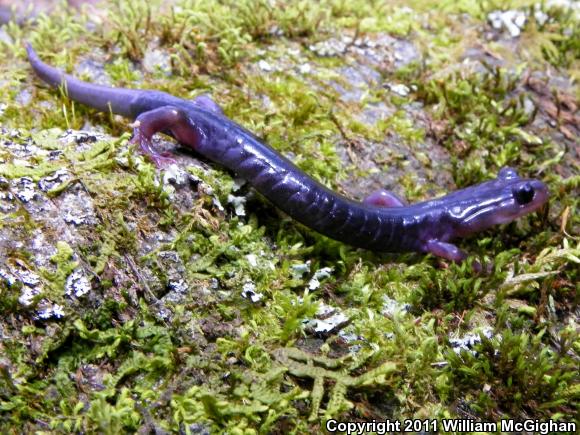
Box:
[425,240,467,262]
[130,106,193,167]
[363,189,407,207]
[425,240,482,272]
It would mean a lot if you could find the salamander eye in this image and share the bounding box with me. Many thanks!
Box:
[513,183,535,205]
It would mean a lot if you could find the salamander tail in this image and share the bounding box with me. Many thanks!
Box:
[25,43,140,118]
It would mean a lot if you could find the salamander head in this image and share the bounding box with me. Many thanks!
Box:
[446,167,549,237]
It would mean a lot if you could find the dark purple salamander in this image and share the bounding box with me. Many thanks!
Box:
[26,44,549,264]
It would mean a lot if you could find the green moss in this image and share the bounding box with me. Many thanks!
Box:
[416,66,550,186]
[446,322,578,418]
[378,109,425,145]
[271,347,397,421]
[41,241,78,293]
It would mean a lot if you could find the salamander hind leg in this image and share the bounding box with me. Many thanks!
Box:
[130,106,195,167]
[363,189,407,207]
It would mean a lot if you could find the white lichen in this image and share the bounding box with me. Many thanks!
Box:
[304,301,350,334]
[291,261,311,279]
[38,169,72,192]
[381,296,411,317]
[241,281,264,303]
[35,301,65,320]
[227,194,246,216]
[245,254,258,267]
[449,328,494,355]
[65,269,92,298]
[488,10,527,37]
[163,164,188,186]
[307,267,333,290]
[61,191,97,225]
[12,177,37,202]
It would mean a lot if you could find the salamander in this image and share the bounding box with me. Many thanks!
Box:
[26,44,549,264]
